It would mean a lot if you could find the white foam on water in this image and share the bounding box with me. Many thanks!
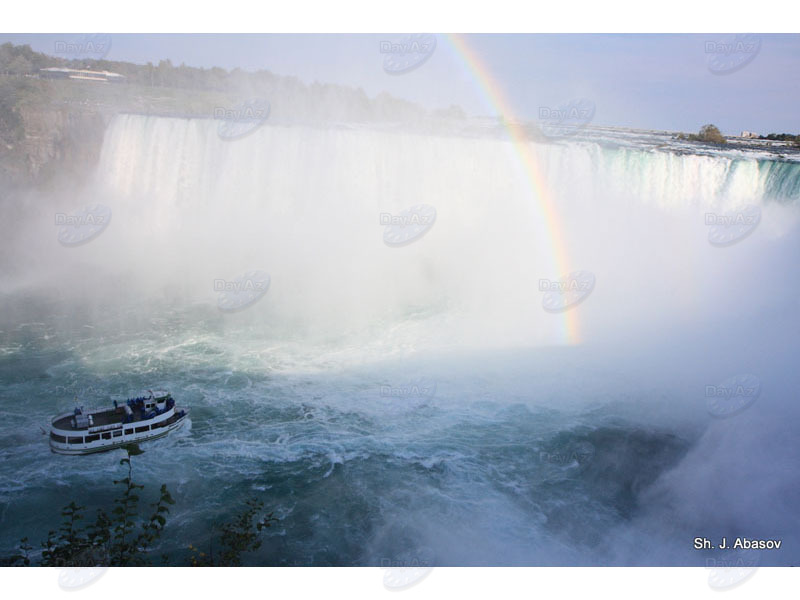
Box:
[2,116,799,566]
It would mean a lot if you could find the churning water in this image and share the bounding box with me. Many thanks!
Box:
[1,115,799,565]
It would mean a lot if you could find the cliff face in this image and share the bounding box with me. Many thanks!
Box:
[0,96,110,265]
[0,105,108,190]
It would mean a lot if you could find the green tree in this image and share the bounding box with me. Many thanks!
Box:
[189,499,278,566]
[688,124,726,144]
[7,444,277,566]
[37,444,174,567]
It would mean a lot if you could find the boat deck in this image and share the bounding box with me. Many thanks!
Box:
[53,407,144,431]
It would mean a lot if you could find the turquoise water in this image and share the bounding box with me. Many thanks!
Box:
[2,118,799,565]
[1,291,798,566]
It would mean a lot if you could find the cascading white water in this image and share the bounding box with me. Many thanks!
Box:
[54,114,798,351]
[3,114,799,566]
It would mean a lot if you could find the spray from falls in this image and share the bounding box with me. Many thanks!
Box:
[12,114,800,354]
[2,116,799,566]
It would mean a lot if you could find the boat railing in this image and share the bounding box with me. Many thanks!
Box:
[88,422,124,434]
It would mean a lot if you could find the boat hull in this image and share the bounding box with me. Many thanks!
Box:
[50,408,189,456]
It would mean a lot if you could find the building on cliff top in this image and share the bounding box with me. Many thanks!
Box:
[39,67,125,83]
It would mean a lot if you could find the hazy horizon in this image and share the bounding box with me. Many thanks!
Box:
[2,33,798,135]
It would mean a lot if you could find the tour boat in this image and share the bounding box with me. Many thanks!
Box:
[49,391,188,455]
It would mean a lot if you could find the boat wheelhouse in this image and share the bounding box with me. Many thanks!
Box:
[49,391,188,455]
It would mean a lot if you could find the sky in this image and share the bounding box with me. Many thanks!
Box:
[2,33,798,134]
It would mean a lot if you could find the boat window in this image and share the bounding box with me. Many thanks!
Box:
[124,429,133,435]
[85,435,100,443]
[102,432,112,440]
[50,433,66,443]
[113,430,122,437]
[135,425,150,433]
[68,436,83,444]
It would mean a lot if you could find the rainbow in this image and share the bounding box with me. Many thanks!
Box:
[444,33,581,344]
